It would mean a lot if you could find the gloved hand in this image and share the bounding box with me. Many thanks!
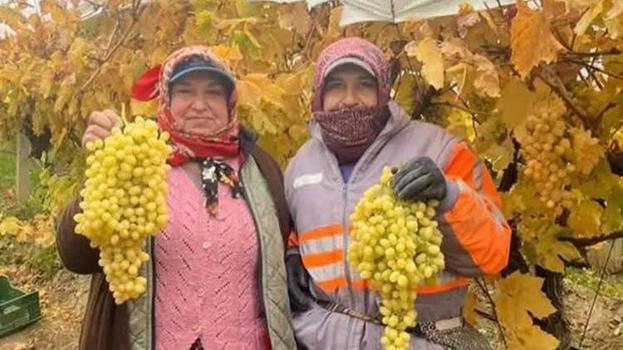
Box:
[391,157,447,202]
[286,253,312,312]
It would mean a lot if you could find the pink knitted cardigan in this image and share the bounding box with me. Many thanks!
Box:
[154,162,270,350]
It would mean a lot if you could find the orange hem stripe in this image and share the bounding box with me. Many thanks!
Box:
[299,224,342,243]
[349,277,469,294]
[417,277,469,294]
[301,249,343,268]
[316,277,347,292]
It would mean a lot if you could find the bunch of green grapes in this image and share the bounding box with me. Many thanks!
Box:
[74,117,172,304]
[348,167,445,350]
[519,109,575,216]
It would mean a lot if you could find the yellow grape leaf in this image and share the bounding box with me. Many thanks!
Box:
[0,6,26,29]
[445,63,468,96]
[242,74,284,106]
[276,68,312,97]
[288,123,308,142]
[482,138,514,172]
[496,276,551,315]
[327,6,343,39]
[510,1,562,78]
[405,38,444,89]
[445,108,474,140]
[496,78,537,130]
[504,320,561,350]
[604,10,623,38]
[236,78,263,106]
[394,72,418,115]
[130,99,159,118]
[496,272,559,350]
[456,5,481,38]
[471,54,500,98]
[277,3,311,36]
[567,200,603,237]
[0,216,22,237]
[578,158,618,199]
[561,0,595,12]
[40,0,69,26]
[440,38,470,60]
[574,0,604,36]
[535,223,582,272]
[215,17,258,33]
[601,183,623,232]
[569,127,603,175]
[210,45,243,69]
[543,0,568,19]
[462,290,478,326]
[606,0,623,19]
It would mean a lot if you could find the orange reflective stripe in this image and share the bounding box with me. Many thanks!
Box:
[481,168,502,209]
[287,231,299,248]
[316,277,347,292]
[417,277,469,294]
[350,277,468,294]
[444,190,511,275]
[444,142,477,190]
[299,225,342,243]
[351,279,370,291]
[302,249,343,268]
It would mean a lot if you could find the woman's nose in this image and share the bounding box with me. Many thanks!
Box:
[341,86,359,107]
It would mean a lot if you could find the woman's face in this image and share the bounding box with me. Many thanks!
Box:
[322,64,378,112]
[169,71,230,136]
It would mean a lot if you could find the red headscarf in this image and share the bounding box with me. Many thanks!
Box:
[131,46,240,166]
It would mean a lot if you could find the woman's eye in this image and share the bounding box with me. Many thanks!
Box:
[325,81,342,90]
[360,80,376,88]
[207,89,225,96]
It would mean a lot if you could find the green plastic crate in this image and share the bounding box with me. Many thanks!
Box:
[0,275,41,337]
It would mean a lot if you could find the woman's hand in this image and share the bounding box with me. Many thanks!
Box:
[81,109,123,147]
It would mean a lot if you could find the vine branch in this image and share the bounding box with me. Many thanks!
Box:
[475,278,507,349]
[77,1,145,95]
[560,230,623,247]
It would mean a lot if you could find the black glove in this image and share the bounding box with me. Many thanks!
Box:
[392,157,447,201]
[286,254,311,312]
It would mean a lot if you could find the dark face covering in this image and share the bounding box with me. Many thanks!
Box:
[313,105,389,163]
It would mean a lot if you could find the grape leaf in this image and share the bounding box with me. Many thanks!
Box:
[405,38,444,89]
[510,1,562,78]
[568,199,603,237]
[496,78,537,130]
[277,3,311,36]
[496,272,560,350]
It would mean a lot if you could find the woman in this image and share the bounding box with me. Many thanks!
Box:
[284,38,510,349]
[56,46,296,350]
